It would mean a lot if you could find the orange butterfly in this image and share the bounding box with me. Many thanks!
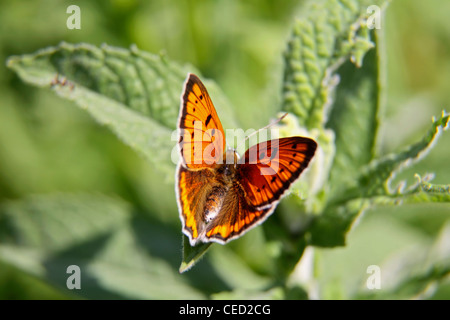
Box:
[176,74,317,246]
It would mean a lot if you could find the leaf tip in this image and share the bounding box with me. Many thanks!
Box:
[5,56,14,68]
[178,262,193,274]
[5,54,22,71]
[180,236,212,273]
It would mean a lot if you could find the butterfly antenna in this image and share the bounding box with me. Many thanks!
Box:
[244,113,288,142]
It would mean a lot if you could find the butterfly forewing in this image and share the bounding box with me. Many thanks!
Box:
[178,74,226,169]
[238,137,317,209]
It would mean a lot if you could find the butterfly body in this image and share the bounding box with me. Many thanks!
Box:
[176,74,317,246]
[178,163,270,246]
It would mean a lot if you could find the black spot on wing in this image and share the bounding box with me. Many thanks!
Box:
[205,114,212,126]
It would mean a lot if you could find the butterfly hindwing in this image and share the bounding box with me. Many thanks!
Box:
[203,185,271,243]
[178,74,226,169]
[177,165,217,242]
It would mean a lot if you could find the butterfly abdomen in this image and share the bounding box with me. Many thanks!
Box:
[203,163,238,223]
[204,185,227,223]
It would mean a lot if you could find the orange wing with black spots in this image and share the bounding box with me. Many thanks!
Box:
[237,137,317,209]
[178,74,226,169]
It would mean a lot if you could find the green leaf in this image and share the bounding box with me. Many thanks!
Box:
[415,174,450,195]
[179,236,212,273]
[309,198,370,246]
[7,43,186,127]
[309,113,450,247]
[326,38,382,201]
[354,221,450,299]
[280,0,390,248]
[207,245,272,291]
[279,0,390,217]
[6,42,237,179]
[6,43,241,274]
[358,112,450,198]
[0,194,207,299]
[299,11,448,248]
[316,209,449,299]
[282,0,389,130]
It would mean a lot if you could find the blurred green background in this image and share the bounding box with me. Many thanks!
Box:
[0,0,449,299]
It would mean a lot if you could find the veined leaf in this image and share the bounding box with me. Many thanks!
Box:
[0,194,206,299]
[280,0,390,216]
[326,38,382,201]
[415,174,450,195]
[309,113,450,247]
[358,112,449,199]
[179,236,211,273]
[282,0,390,130]
[7,43,187,128]
[6,42,236,179]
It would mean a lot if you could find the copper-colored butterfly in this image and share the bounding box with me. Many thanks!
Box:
[176,74,317,246]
